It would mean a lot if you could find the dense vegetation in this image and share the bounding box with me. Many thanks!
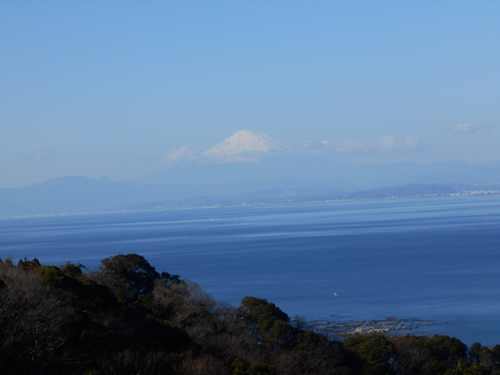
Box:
[0,254,499,375]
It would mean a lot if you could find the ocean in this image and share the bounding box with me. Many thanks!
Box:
[1,195,499,345]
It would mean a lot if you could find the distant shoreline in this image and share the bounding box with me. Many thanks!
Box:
[3,189,498,220]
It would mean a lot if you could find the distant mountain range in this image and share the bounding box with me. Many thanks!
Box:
[1,130,499,218]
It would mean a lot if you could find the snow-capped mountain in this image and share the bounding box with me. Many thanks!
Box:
[202,130,290,163]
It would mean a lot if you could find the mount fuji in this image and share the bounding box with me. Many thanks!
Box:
[135,130,328,185]
[202,130,292,163]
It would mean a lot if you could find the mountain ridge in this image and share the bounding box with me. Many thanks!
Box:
[1,128,499,218]
[1,160,499,218]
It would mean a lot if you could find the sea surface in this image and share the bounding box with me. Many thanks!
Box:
[1,195,499,345]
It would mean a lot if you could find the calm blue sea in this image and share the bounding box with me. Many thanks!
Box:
[1,196,499,345]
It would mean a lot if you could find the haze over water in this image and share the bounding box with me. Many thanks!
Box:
[1,195,498,345]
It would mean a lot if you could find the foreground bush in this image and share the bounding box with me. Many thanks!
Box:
[0,255,498,375]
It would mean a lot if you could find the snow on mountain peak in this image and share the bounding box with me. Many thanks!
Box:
[202,130,288,162]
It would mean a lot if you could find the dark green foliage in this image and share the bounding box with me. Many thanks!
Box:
[35,264,114,309]
[239,296,300,352]
[36,265,68,287]
[160,270,181,285]
[344,335,395,375]
[423,335,468,362]
[491,345,500,370]
[0,255,189,375]
[391,335,479,375]
[17,257,41,271]
[60,262,84,277]
[99,254,160,301]
[0,255,498,375]
[240,296,290,330]
[468,343,500,373]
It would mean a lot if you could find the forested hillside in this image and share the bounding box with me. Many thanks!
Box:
[0,254,498,375]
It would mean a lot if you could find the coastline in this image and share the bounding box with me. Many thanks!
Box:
[2,189,499,220]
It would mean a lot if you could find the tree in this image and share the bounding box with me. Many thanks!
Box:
[344,335,395,375]
[17,258,41,272]
[98,253,160,302]
[238,296,302,353]
[240,296,290,332]
[392,335,435,375]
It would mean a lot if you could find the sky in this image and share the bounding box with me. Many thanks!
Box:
[1,1,499,188]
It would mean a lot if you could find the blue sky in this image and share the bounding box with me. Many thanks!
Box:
[1,1,498,187]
